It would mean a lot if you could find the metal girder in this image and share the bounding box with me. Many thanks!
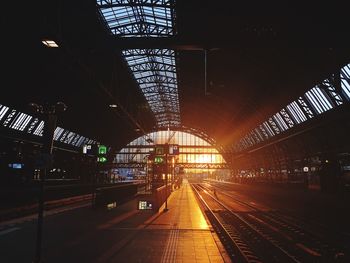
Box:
[122,48,181,127]
[268,117,281,134]
[279,108,295,128]
[297,96,315,119]
[98,1,181,128]
[258,124,269,140]
[2,109,17,127]
[318,79,344,106]
[97,0,176,38]
[112,162,229,169]
[26,118,40,134]
[177,163,229,169]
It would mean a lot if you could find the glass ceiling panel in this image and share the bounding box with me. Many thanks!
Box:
[122,48,181,127]
[0,103,98,149]
[97,0,175,37]
[233,63,350,152]
[341,64,350,99]
[305,87,332,114]
[0,105,9,122]
[97,1,181,128]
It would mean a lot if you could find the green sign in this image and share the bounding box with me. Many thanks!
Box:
[97,156,107,163]
[97,145,107,163]
[154,156,164,164]
[98,145,107,155]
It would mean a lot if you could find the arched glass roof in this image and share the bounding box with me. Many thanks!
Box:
[97,0,181,128]
[234,63,350,152]
[0,104,97,148]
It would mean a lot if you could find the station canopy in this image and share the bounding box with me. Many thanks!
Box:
[1,1,350,152]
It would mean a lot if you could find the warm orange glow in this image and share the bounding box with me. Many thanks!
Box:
[196,154,210,163]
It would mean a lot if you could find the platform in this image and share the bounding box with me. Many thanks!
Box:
[98,179,228,262]
[0,180,229,263]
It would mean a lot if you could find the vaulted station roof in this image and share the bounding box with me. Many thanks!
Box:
[1,0,350,151]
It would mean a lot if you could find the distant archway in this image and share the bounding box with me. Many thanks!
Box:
[114,130,228,173]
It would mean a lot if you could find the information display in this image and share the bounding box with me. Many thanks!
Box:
[138,200,153,210]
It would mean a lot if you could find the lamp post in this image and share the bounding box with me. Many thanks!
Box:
[31,102,67,263]
[164,144,169,212]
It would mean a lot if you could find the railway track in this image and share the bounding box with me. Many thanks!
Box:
[191,183,347,263]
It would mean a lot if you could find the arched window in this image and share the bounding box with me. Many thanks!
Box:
[115,130,226,169]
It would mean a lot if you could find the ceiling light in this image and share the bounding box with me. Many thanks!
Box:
[42,39,59,48]
[109,104,118,108]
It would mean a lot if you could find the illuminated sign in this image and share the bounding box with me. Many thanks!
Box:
[138,200,153,210]
[154,144,179,155]
[107,202,117,210]
[97,156,107,163]
[98,145,107,154]
[169,144,179,155]
[154,156,164,164]
[97,145,107,163]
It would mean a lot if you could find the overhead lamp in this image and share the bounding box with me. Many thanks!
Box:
[109,104,118,108]
[41,39,59,48]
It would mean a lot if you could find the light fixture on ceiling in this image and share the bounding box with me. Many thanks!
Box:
[41,39,59,48]
[109,104,118,108]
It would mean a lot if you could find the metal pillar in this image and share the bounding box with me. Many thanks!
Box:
[164,145,169,212]
[32,102,66,263]
[34,111,57,262]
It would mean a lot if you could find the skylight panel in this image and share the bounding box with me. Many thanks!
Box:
[234,63,350,153]
[268,118,280,134]
[305,90,325,114]
[291,101,308,122]
[341,78,350,99]
[341,64,350,99]
[280,108,295,128]
[246,134,255,146]
[70,135,81,146]
[286,105,302,124]
[97,0,174,37]
[292,97,315,120]
[59,130,69,142]
[2,109,17,127]
[54,127,65,141]
[98,1,180,127]
[20,115,32,131]
[122,48,180,126]
[273,113,289,131]
[66,132,76,144]
[10,113,25,130]
[27,118,40,134]
[33,121,44,136]
[0,104,96,148]
[75,136,86,147]
[254,129,264,142]
[10,113,32,131]
[320,81,343,106]
[258,125,270,139]
[310,87,333,111]
[263,122,275,137]
[0,105,9,121]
